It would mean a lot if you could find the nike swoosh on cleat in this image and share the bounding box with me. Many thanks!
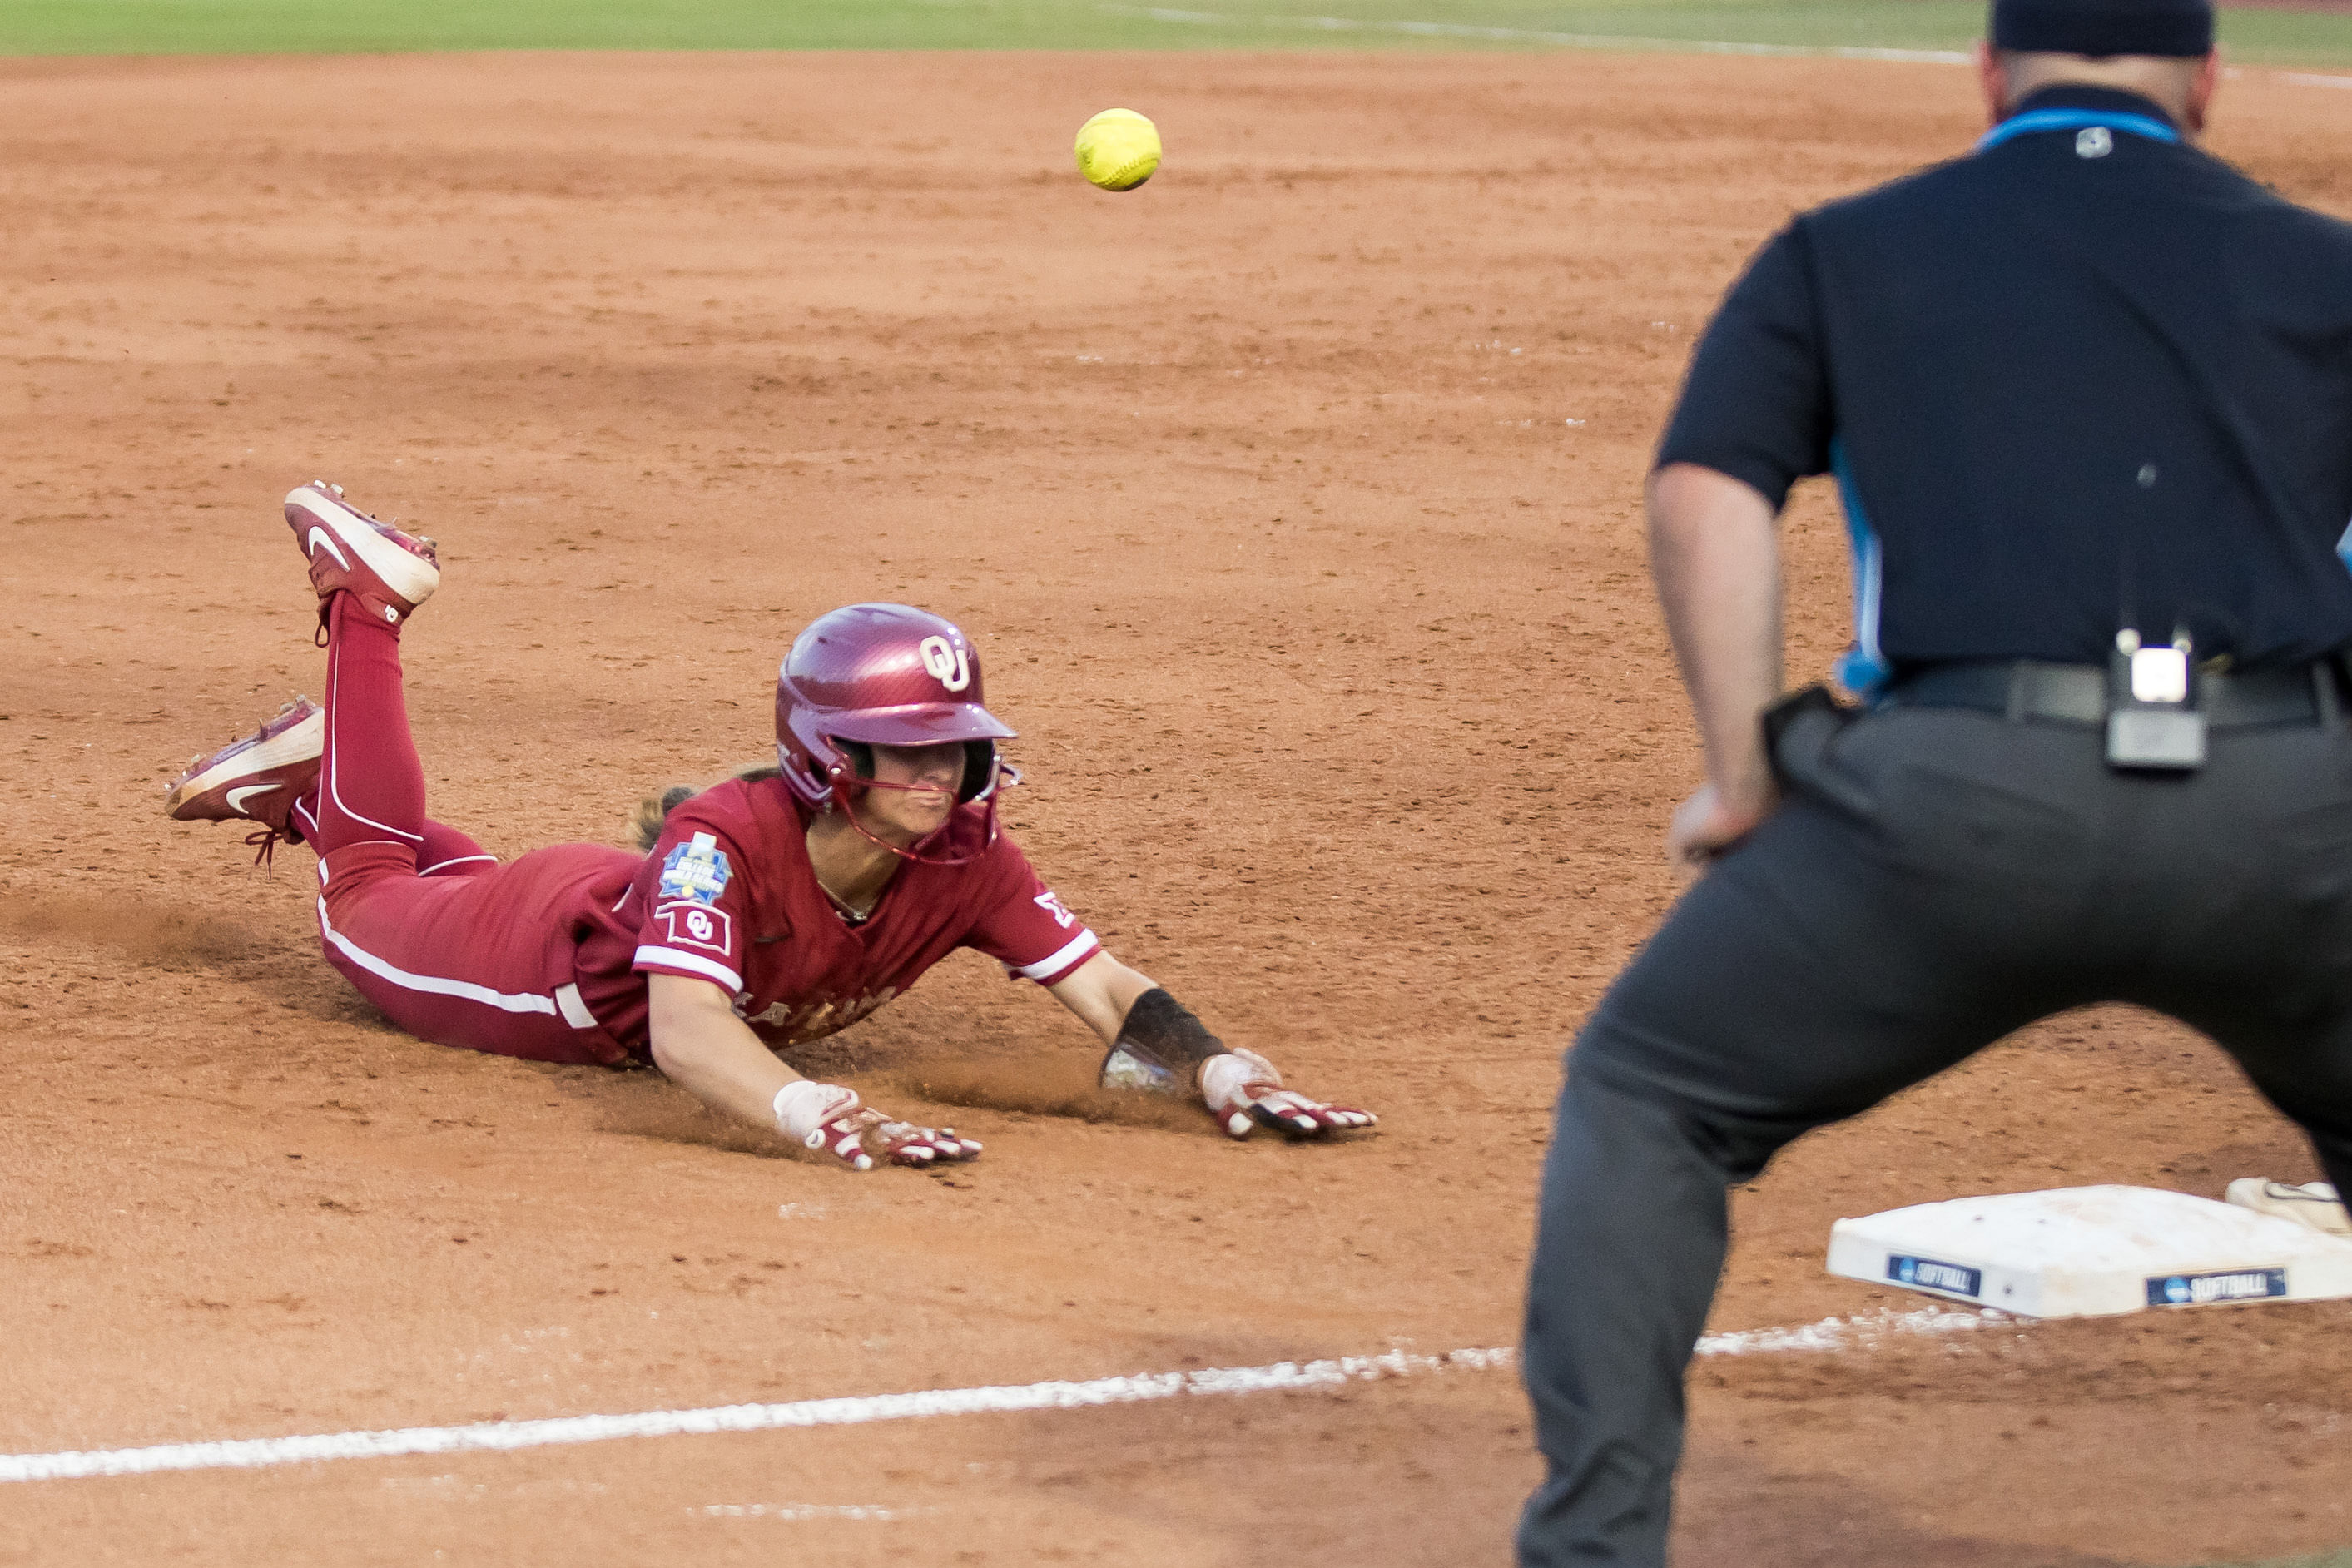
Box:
[306,527,350,569]
[226,784,283,815]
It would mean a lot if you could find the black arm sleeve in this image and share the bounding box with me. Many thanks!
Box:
[1655,221,1833,512]
[1099,988,1228,1095]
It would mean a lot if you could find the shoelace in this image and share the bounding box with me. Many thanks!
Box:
[244,827,289,873]
[241,815,305,874]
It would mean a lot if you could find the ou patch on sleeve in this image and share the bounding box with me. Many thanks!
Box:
[635,826,747,994]
[653,900,732,958]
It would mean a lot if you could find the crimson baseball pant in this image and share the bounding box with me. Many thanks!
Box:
[298,594,636,1064]
[1518,697,2352,1566]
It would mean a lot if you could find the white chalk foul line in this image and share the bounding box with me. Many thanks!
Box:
[0,1349,1508,1485]
[1695,1305,2002,1357]
[0,1309,2001,1486]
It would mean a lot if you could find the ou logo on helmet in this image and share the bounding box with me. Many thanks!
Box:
[920,634,972,692]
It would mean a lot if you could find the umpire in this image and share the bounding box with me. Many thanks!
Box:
[1519,0,2352,1561]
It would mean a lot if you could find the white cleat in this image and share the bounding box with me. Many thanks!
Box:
[285,480,440,629]
[2225,1178,2351,1239]
[165,695,323,832]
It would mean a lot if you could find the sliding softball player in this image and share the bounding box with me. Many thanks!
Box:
[166,483,1374,1169]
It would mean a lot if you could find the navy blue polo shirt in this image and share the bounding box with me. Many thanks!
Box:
[1658,85,2352,686]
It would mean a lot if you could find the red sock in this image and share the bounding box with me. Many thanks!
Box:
[310,593,429,861]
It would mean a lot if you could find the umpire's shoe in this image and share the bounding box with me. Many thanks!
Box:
[166,695,322,842]
[2226,1178,2352,1240]
[285,480,439,631]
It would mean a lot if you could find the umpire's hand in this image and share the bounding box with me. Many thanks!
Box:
[1649,463,1785,874]
[1668,780,1779,873]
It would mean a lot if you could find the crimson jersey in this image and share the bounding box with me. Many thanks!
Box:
[569,776,1099,1056]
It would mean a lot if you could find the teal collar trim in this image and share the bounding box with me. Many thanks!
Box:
[1978,107,2181,153]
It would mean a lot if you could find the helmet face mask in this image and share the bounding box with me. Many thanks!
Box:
[774,604,1020,866]
[831,737,1003,806]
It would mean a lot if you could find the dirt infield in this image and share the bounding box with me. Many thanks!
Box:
[2,47,2350,1566]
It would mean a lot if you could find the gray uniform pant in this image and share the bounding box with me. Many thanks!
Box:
[1516,697,2352,1566]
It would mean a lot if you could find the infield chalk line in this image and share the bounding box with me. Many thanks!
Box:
[0,1308,1998,1486]
[1097,6,1973,63]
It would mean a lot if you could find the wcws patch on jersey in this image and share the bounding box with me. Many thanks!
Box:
[658,831,732,906]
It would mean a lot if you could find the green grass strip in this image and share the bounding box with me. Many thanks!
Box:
[2,0,2350,65]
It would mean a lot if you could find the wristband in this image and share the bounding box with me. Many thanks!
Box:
[1099,987,1228,1096]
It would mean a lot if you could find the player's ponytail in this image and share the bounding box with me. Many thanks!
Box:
[628,762,782,851]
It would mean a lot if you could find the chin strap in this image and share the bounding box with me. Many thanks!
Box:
[819,762,1020,868]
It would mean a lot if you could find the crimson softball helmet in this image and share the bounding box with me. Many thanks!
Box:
[775,603,1018,864]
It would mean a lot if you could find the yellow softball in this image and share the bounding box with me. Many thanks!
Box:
[1074,108,1161,192]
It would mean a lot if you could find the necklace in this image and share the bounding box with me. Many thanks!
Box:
[806,818,891,924]
[819,878,878,925]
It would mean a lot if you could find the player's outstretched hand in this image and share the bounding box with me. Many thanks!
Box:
[861,1114,985,1168]
[1198,1049,1377,1141]
[775,1080,982,1171]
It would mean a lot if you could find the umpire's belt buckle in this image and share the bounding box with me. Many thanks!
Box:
[2106,638,2206,772]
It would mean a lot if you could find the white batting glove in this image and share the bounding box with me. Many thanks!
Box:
[1198,1049,1378,1140]
[773,1080,983,1172]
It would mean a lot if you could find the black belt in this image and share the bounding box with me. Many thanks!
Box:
[1883,659,2341,728]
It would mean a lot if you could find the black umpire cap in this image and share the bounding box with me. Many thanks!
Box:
[1991,0,2214,57]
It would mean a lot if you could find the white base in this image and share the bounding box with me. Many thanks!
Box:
[1827,1185,2352,1319]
